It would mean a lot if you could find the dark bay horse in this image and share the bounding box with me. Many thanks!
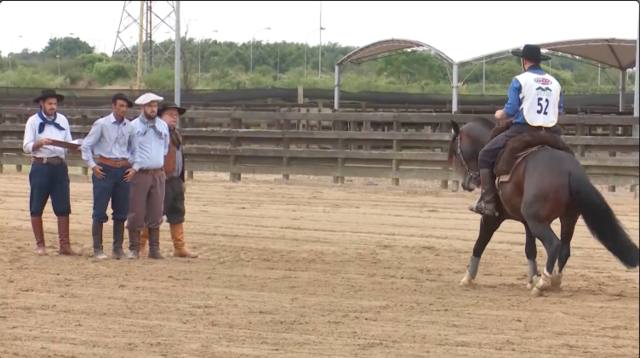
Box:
[449,118,639,295]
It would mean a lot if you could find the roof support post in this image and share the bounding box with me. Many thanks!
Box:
[619,69,626,113]
[452,63,459,113]
[634,20,639,131]
[482,57,486,95]
[334,64,341,111]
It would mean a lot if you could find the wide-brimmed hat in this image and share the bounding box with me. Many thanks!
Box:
[134,92,164,105]
[111,93,133,108]
[158,101,186,116]
[511,44,551,63]
[33,89,64,103]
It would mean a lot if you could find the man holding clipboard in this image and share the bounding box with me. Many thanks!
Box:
[22,89,78,256]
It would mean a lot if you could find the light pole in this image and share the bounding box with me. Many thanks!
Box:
[276,44,280,81]
[55,33,73,77]
[250,26,271,73]
[199,29,218,84]
[8,35,22,73]
[302,29,316,79]
[318,1,325,78]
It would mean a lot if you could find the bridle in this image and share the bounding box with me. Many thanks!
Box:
[455,133,479,183]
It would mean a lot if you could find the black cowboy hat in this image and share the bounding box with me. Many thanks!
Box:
[511,44,551,63]
[111,92,133,108]
[33,89,64,103]
[158,101,186,116]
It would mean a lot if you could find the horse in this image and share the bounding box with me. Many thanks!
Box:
[449,118,639,295]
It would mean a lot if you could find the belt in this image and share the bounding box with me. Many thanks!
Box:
[137,168,164,174]
[32,157,65,165]
[97,156,130,168]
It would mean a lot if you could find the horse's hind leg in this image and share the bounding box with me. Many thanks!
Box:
[524,224,540,289]
[553,212,580,289]
[524,218,562,296]
[460,215,504,286]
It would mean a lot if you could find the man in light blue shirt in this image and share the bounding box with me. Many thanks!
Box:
[80,93,135,260]
[125,92,170,259]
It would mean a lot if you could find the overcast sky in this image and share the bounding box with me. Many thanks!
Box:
[0,1,637,62]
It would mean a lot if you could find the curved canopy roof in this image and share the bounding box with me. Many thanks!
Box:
[458,38,636,70]
[336,38,454,66]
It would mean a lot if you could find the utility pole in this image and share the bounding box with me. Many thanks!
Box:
[136,0,144,89]
[175,0,181,106]
[113,1,177,89]
[318,1,322,78]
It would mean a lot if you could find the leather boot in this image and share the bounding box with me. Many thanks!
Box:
[126,229,140,259]
[112,220,126,259]
[31,216,47,256]
[171,223,198,258]
[139,227,149,258]
[469,169,499,217]
[57,216,78,256]
[148,227,164,259]
[92,220,107,259]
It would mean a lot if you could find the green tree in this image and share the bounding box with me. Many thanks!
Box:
[42,37,94,58]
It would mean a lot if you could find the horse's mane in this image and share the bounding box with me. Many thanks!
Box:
[471,116,495,131]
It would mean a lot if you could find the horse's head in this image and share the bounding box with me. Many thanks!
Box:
[448,118,493,192]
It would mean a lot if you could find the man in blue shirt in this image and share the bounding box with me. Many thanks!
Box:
[80,93,135,260]
[125,92,170,259]
[470,44,564,217]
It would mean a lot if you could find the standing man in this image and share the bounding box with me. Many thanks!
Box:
[125,92,169,259]
[22,89,77,256]
[80,93,135,260]
[139,101,198,258]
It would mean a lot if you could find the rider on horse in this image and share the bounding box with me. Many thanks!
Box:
[470,44,564,217]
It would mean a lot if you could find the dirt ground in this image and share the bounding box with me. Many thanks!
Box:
[1,169,638,358]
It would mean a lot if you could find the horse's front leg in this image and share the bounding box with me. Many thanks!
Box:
[460,215,504,286]
[524,224,540,289]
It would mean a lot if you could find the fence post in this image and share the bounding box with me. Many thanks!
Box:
[439,121,451,189]
[282,136,290,181]
[334,137,345,184]
[608,125,617,192]
[391,119,400,186]
[229,114,242,182]
[575,123,586,157]
[451,180,460,192]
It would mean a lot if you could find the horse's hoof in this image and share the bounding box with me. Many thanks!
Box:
[550,273,563,290]
[535,272,552,291]
[526,275,540,290]
[531,286,544,297]
[459,272,475,287]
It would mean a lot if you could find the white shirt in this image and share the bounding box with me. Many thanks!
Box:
[80,113,133,168]
[516,71,562,127]
[23,112,73,159]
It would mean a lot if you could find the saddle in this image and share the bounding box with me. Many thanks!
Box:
[491,122,574,184]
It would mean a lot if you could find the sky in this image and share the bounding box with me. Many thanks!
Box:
[0,1,637,62]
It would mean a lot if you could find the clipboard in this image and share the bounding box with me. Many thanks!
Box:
[49,139,82,150]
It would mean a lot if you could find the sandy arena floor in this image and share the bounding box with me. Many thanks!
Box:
[1,170,638,357]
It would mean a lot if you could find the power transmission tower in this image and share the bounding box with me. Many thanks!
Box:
[113,1,177,89]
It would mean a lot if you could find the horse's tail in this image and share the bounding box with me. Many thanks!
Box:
[569,170,639,268]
